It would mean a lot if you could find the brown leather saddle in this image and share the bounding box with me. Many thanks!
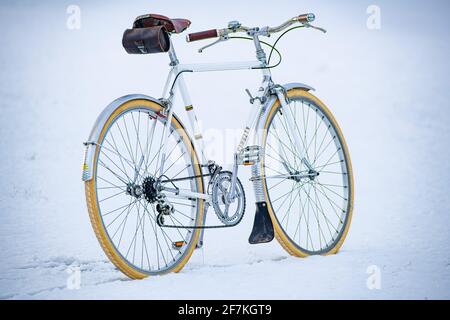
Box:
[133,13,191,34]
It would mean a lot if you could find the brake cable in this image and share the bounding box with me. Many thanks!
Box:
[229,24,305,69]
[267,25,305,64]
[170,25,304,91]
[159,26,312,230]
[228,36,282,69]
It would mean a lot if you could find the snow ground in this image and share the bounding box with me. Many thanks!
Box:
[0,0,449,299]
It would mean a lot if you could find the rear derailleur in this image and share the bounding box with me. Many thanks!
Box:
[155,194,174,226]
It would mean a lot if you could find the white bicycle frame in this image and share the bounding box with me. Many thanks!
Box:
[156,36,310,204]
[81,14,329,250]
[81,33,314,196]
[81,27,316,248]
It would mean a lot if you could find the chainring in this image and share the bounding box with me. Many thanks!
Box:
[211,171,246,225]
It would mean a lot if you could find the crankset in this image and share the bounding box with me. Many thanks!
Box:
[156,164,246,230]
[211,171,246,226]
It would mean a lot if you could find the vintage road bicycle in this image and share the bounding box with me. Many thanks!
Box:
[82,13,354,278]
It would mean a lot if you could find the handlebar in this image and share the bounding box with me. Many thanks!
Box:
[186,29,219,42]
[186,13,317,43]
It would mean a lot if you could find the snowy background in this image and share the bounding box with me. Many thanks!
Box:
[0,0,449,299]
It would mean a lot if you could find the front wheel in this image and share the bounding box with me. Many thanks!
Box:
[261,89,354,256]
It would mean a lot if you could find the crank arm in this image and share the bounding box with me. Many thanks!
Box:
[228,153,239,201]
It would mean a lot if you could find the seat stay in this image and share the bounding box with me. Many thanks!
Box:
[161,67,176,99]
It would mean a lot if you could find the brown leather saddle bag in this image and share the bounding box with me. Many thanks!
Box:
[122,25,170,54]
[122,14,176,54]
[122,14,190,54]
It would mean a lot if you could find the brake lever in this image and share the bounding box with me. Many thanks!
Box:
[304,23,327,34]
[198,36,229,53]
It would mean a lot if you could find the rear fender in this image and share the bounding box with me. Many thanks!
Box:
[82,94,165,182]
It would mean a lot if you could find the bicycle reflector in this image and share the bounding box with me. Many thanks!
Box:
[172,241,186,249]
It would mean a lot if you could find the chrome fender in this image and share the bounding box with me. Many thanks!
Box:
[256,82,314,133]
[82,94,164,181]
[250,82,314,203]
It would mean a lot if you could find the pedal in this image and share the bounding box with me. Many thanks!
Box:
[238,145,261,166]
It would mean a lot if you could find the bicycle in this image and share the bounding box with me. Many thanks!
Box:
[82,13,354,279]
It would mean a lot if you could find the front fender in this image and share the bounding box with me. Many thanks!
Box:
[250,82,314,203]
[82,94,163,181]
[255,82,314,143]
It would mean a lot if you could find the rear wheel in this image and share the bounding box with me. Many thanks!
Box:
[261,89,354,256]
[85,99,204,278]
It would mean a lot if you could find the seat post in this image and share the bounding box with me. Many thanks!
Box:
[168,37,179,66]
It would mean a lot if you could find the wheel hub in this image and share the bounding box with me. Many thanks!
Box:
[289,169,319,182]
[308,169,319,181]
[126,184,143,198]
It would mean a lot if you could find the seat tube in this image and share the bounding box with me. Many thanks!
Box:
[168,40,209,248]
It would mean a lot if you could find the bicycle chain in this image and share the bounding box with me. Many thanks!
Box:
[156,168,246,229]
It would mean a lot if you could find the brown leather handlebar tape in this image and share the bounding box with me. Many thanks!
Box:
[298,13,315,23]
[186,29,219,42]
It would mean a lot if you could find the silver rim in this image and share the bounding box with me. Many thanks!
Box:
[94,107,200,274]
[263,97,351,254]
